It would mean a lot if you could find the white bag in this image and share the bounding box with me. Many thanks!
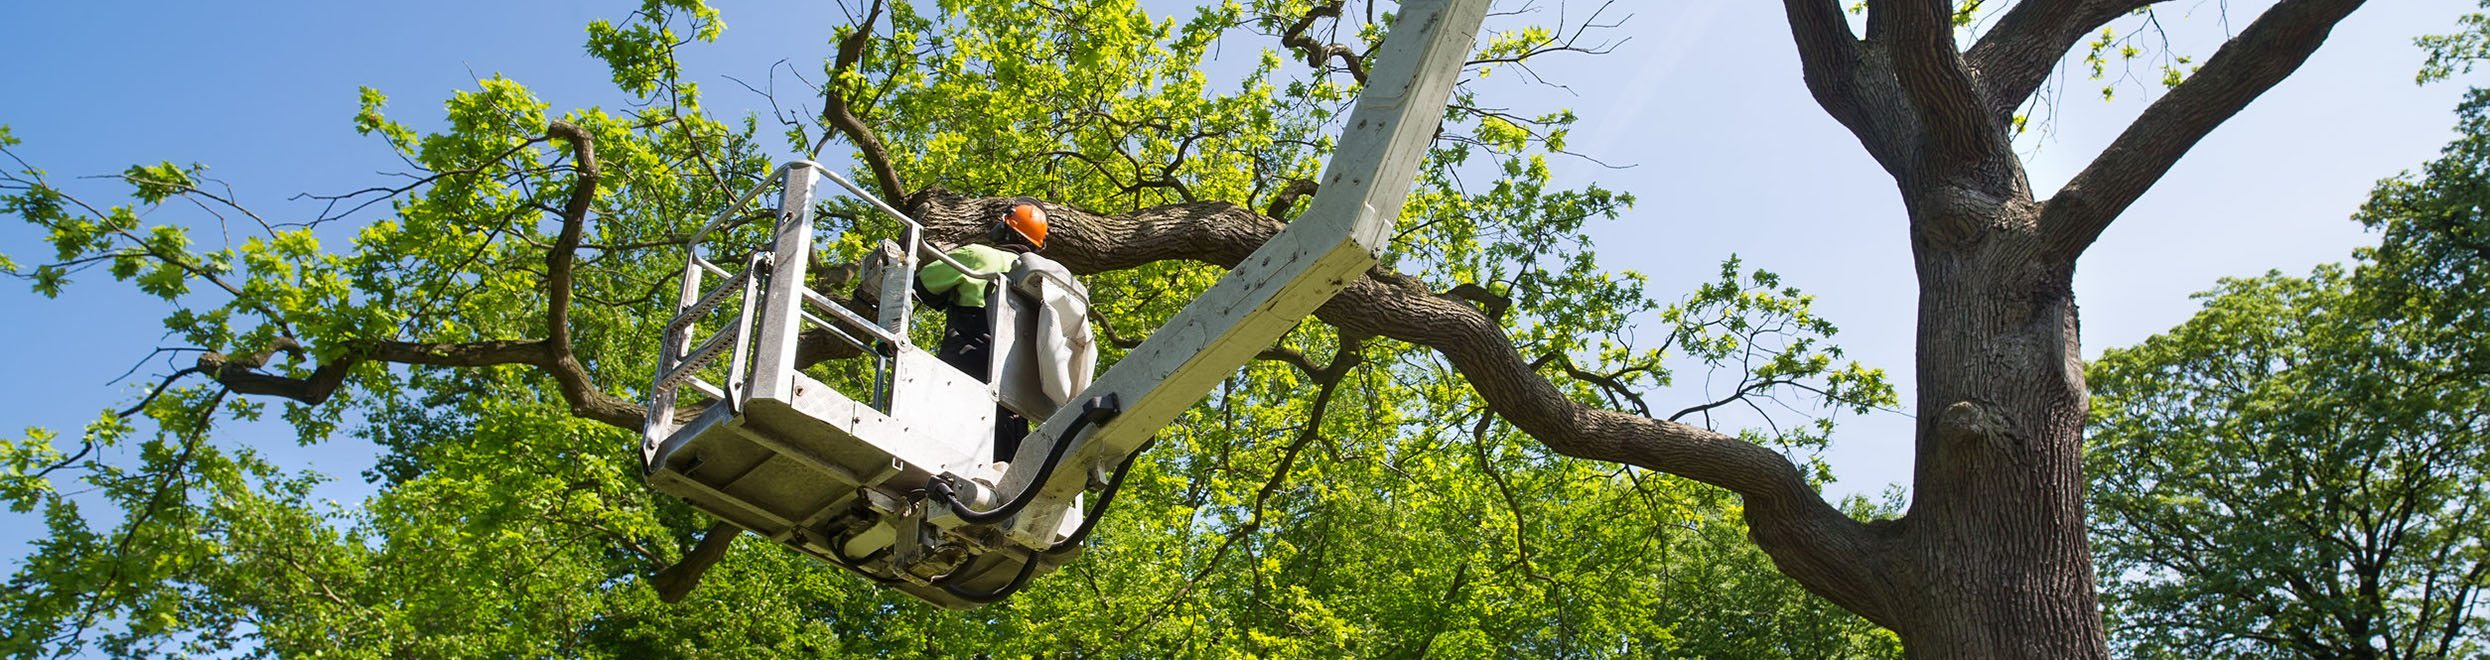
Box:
[1009,254,1096,406]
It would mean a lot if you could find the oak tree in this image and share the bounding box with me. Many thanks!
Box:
[0,0,2398,656]
[1,0,1899,657]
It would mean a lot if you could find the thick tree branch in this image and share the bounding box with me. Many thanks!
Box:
[906,190,1898,622]
[1964,0,2160,124]
[2040,0,2367,262]
[650,521,740,603]
[822,0,910,211]
[544,120,600,350]
[179,336,647,431]
[1883,0,2005,175]
[530,120,644,429]
[1324,265,1896,621]
[1780,0,1864,124]
[1779,0,1924,178]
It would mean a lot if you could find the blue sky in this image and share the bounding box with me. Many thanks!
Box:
[0,0,2480,571]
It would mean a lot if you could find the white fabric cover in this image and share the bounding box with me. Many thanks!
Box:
[1010,254,1096,406]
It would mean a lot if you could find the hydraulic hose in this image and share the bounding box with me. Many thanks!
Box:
[1043,435,1158,558]
[932,434,1162,604]
[936,550,1047,605]
[925,393,1140,603]
[926,393,1122,526]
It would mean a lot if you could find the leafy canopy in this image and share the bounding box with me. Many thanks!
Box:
[0,1,1899,657]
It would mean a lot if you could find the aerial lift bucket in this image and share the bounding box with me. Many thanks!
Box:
[642,160,1087,606]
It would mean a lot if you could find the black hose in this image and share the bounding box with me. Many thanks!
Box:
[925,394,1140,604]
[927,393,1122,526]
[936,549,1047,605]
[1043,435,1159,558]
[930,433,1162,605]
[816,391,1128,605]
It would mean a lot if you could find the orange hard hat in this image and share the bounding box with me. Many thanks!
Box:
[1003,200,1049,248]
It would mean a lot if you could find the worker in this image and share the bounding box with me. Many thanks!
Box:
[916,197,1050,461]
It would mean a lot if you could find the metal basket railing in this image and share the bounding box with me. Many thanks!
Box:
[641,161,1005,463]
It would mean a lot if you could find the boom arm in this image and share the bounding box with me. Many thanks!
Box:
[984,0,1493,565]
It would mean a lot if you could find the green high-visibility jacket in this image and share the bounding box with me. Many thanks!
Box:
[917,244,1017,309]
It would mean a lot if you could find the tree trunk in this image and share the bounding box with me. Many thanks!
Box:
[1886,187,2106,657]
[1763,0,2367,650]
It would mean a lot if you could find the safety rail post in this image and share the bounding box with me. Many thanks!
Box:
[722,251,767,409]
[745,163,818,403]
[875,225,919,412]
[644,240,716,467]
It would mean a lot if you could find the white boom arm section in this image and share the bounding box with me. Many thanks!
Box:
[990,0,1492,562]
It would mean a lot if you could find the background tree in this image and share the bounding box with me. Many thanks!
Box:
[2088,265,2489,658]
